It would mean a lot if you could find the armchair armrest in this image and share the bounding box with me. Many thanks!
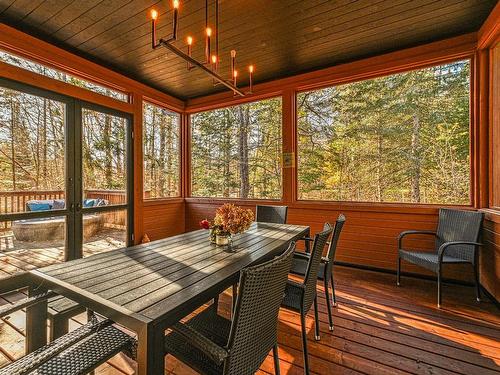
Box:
[293,252,311,261]
[438,241,483,260]
[171,322,229,364]
[398,230,436,249]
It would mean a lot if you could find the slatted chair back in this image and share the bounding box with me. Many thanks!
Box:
[324,214,346,277]
[255,205,288,224]
[435,209,483,262]
[303,224,333,312]
[225,242,296,375]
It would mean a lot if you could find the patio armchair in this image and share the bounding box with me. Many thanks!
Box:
[164,241,297,375]
[397,208,484,307]
[290,214,346,331]
[0,289,136,375]
[281,224,333,375]
[256,205,288,224]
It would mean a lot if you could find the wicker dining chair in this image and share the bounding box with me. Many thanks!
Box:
[256,205,288,224]
[281,224,333,375]
[397,208,484,307]
[290,214,345,331]
[164,242,297,375]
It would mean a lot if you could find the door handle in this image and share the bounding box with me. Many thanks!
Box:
[76,202,82,212]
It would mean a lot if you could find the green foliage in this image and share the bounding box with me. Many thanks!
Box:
[143,102,180,198]
[297,60,471,204]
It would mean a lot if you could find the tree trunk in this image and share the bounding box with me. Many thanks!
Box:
[411,114,421,203]
[237,106,250,198]
[10,99,17,190]
[104,114,113,187]
[158,113,167,197]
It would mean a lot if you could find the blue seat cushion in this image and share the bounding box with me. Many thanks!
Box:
[27,202,52,211]
[83,199,96,208]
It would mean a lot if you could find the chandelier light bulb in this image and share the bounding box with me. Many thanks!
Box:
[150,9,158,20]
[249,65,254,73]
[187,36,193,45]
[211,55,217,64]
[206,27,212,37]
[231,50,236,58]
[233,70,238,78]
[173,0,180,9]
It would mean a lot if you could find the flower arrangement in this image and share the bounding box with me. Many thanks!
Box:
[214,203,254,235]
[199,203,254,245]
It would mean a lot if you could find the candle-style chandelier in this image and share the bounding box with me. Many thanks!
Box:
[150,0,254,97]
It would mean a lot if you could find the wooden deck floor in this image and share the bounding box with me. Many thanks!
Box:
[0,228,125,279]
[0,266,499,374]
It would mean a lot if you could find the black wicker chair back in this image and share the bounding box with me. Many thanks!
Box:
[302,224,333,312]
[255,205,288,224]
[225,242,296,375]
[435,209,483,262]
[324,214,345,277]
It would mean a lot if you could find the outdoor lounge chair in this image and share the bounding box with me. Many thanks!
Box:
[397,208,484,307]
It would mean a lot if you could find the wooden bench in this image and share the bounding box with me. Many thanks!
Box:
[0,290,136,375]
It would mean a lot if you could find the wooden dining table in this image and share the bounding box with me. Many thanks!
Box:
[28,222,309,374]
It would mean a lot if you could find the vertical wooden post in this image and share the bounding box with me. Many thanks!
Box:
[133,93,144,244]
[181,113,191,199]
[477,49,490,209]
[282,89,296,205]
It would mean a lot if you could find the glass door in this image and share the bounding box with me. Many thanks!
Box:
[76,103,133,258]
[0,78,73,276]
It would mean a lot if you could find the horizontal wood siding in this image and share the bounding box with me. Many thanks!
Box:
[185,200,477,282]
[143,200,185,241]
[481,212,500,300]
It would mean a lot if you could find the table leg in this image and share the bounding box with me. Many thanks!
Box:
[25,285,48,353]
[136,324,164,375]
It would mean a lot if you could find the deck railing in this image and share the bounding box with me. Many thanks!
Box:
[0,189,128,231]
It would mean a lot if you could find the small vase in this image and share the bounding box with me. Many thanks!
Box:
[209,228,217,244]
[216,233,231,246]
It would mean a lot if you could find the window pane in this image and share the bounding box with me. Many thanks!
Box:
[0,86,66,213]
[1,50,128,102]
[191,98,282,199]
[82,108,127,205]
[143,102,180,199]
[82,209,127,257]
[297,60,471,204]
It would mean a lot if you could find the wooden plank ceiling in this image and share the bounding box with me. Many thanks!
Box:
[0,0,496,100]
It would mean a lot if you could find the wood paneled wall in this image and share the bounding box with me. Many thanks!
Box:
[481,212,500,300]
[143,200,185,241]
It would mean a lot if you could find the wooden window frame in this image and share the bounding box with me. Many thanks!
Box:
[294,56,475,207]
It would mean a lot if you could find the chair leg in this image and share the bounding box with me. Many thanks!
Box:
[437,267,442,308]
[397,256,401,286]
[330,273,337,307]
[232,283,238,317]
[273,344,281,375]
[324,278,334,331]
[300,313,310,375]
[473,263,481,303]
[313,296,320,341]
